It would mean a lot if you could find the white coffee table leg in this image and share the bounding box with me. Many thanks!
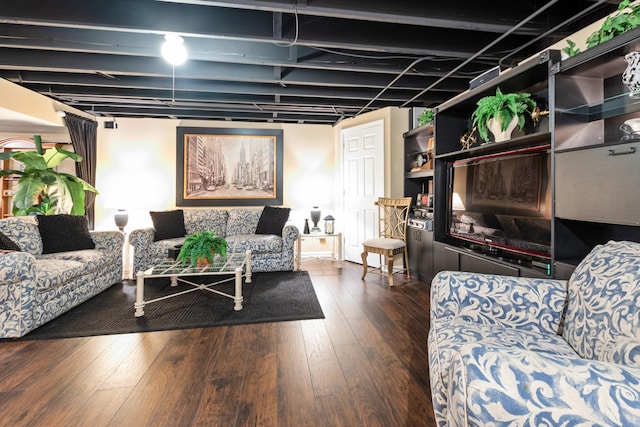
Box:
[134,271,145,317]
[245,250,252,283]
[234,266,243,311]
[337,232,344,268]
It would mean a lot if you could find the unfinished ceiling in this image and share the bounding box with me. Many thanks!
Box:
[0,0,618,125]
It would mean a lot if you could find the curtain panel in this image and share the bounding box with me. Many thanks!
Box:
[63,114,98,228]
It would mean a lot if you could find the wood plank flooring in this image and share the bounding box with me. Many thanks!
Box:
[0,260,435,427]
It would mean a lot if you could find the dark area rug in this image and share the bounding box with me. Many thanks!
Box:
[16,271,324,340]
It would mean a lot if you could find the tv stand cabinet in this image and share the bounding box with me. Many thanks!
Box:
[434,242,550,279]
[407,226,434,283]
[430,51,556,278]
[404,28,640,282]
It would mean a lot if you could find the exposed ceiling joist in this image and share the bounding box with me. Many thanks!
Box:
[0,0,617,125]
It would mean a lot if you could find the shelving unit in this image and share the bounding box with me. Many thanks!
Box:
[0,138,55,218]
[551,26,640,277]
[1,139,32,218]
[402,29,640,282]
[403,122,435,283]
[428,50,557,278]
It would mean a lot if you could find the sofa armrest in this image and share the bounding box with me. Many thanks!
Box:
[128,227,155,249]
[0,251,35,285]
[90,230,125,253]
[431,271,568,335]
[282,224,300,250]
[0,251,37,338]
[448,343,640,426]
[128,228,157,276]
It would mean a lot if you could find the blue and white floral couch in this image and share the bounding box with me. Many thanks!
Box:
[0,216,124,338]
[428,240,640,426]
[129,208,299,276]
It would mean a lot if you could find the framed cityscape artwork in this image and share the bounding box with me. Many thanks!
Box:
[176,127,283,206]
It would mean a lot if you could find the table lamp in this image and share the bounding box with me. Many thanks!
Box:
[310,206,321,232]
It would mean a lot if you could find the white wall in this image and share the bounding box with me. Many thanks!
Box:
[94,117,335,233]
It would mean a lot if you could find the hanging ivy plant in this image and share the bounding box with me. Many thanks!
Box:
[564,0,640,57]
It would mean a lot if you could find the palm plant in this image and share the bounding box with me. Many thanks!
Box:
[0,136,98,215]
[472,88,537,142]
[177,231,228,266]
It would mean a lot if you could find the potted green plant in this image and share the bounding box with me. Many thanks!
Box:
[177,231,228,266]
[417,108,434,127]
[471,87,537,142]
[0,135,98,215]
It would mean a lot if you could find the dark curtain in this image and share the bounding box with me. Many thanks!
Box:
[64,113,98,228]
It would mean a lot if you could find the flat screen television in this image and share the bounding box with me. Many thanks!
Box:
[446,145,552,260]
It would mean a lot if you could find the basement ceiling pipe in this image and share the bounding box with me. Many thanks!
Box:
[399,0,562,109]
[498,0,609,67]
[354,0,563,118]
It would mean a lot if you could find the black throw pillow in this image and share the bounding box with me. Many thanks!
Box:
[255,206,290,236]
[37,214,95,254]
[0,231,21,251]
[150,209,187,241]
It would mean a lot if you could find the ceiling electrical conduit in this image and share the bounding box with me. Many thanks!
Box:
[499,0,609,67]
[355,0,566,117]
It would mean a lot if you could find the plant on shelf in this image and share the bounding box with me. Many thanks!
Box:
[177,231,228,266]
[563,0,640,57]
[471,87,537,142]
[0,135,98,216]
[587,0,640,48]
[417,108,434,126]
[562,39,581,58]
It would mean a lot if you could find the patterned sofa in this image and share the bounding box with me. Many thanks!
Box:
[129,208,299,276]
[0,216,124,338]
[428,240,640,426]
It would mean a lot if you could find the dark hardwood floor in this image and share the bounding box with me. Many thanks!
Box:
[0,259,435,427]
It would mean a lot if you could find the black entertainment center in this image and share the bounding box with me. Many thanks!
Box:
[404,27,640,281]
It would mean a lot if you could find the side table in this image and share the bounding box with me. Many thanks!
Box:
[296,232,343,270]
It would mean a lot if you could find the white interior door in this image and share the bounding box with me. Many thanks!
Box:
[341,120,384,265]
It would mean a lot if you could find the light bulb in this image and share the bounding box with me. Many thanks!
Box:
[161,34,187,65]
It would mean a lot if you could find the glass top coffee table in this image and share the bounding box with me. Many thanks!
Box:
[134,250,252,317]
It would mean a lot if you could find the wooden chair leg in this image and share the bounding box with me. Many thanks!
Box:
[404,248,410,279]
[361,250,368,280]
[387,256,395,286]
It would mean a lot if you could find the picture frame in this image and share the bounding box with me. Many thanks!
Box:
[176,127,283,206]
[416,193,433,208]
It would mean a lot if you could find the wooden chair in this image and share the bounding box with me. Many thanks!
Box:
[361,197,412,286]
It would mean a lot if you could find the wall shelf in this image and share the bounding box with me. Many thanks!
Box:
[405,169,434,179]
[435,132,551,161]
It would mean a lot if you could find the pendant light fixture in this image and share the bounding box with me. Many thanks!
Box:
[161,34,187,105]
[161,34,187,65]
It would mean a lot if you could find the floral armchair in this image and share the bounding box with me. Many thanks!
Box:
[428,240,640,426]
